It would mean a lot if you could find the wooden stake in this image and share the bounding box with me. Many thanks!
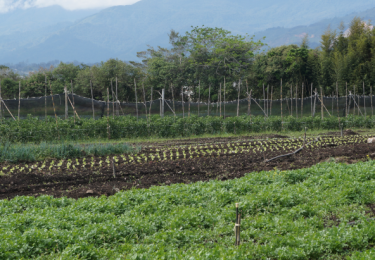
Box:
[301,83,303,117]
[71,80,75,123]
[208,84,211,116]
[224,77,226,118]
[321,87,323,119]
[134,78,138,120]
[90,80,95,120]
[311,83,313,117]
[149,86,153,116]
[219,83,222,117]
[111,80,115,119]
[313,88,317,117]
[295,84,298,118]
[198,80,201,117]
[340,82,342,117]
[142,81,147,118]
[0,80,2,121]
[267,84,269,116]
[263,84,265,116]
[182,86,184,118]
[237,80,241,117]
[116,77,119,116]
[371,86,373,117]
[280,79,283,129]
[18,81,20,121]
[363,81,366,116]
[64,86,68,120]
[49,81,59,139]
[290,84,293,117]
[346,82,348,117]
[45,75,47,120]
[270,86,273,116]
[107,88,110,139]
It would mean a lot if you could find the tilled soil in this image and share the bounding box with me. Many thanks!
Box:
[1,137,374,200]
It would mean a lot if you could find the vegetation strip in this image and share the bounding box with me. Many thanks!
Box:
[2,161,375,259]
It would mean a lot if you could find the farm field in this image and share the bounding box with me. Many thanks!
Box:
[2,159,375,259]
[1,129,375,200]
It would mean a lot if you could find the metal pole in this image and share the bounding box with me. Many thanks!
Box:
[224,77,226,118]
[301,83,304,117]
[116,77,119,116]
[71,80,75,123]
[321,87,323,119]
[237,80,241,117]
[311,83,313,117]
[111,80,114,119]
[281,79,283,129]
[208,84,210,116]
[346,82,348,117]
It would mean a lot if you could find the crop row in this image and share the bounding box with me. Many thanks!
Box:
[0,114,374,143]
[0,135,368,176]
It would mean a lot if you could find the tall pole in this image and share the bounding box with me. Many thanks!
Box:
[346,82,348,117]
[0,80,2,121]
[219,83,222,117]
[198,80,200,117]
[182,86,184,118]
[90,80,95,120]
[290,84,293,117]
[371,86,373,117]
[247,80,250,116]
[270,86,273,116]
[263,84,265,116]
[64,86,68,120]
[237,79,241,117]
[224,77,226,118]
[71,80,75,123]
[18,81,21,121]
[363,81,366,116]
[111,80,114,119]
[280,79,283,129]
[354,85,356,115]
[295,84,298,118]
[107,88,110,139]
[321,87,323,119]
[45,75,47,120]
[311,83,313,117]
[116,77,119,116]
[208,84,211,116]
[336,82,339,117]
[161,88,165,118]
[134,78,138,120]
[301,83,304,117]
[267,84,270,116]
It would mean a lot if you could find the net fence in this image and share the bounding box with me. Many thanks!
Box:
[0,93,373,119]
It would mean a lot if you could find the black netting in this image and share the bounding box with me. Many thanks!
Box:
[0,93,373,119]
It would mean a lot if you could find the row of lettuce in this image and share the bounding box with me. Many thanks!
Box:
[0,114,372,142]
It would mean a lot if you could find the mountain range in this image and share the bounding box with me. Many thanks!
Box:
[1,0,375,64]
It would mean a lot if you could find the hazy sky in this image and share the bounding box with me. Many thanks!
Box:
[0,0,141,12]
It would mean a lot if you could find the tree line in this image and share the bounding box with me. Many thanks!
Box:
[0,17,374,103]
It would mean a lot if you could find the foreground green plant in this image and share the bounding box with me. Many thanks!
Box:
[2,161,375,259]
[0,114,373,143]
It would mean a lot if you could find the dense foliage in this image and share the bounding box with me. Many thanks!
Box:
[1,17,375,103]
[2,161,375,259]
[0,115,372,143]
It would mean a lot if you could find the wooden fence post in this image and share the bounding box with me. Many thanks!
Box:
[64,86,68,120]
[237,80,241,117]
[18,81,21,121]
[134,78,138,120]
[281,79,283,129]
[90,80,95,120]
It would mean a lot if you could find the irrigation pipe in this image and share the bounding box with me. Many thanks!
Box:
[265,137,320,163]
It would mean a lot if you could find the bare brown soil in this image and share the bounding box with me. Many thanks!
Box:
[0,137,374,200]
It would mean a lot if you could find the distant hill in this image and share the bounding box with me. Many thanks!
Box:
[1,0,375,63]
[255,7,375,49]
